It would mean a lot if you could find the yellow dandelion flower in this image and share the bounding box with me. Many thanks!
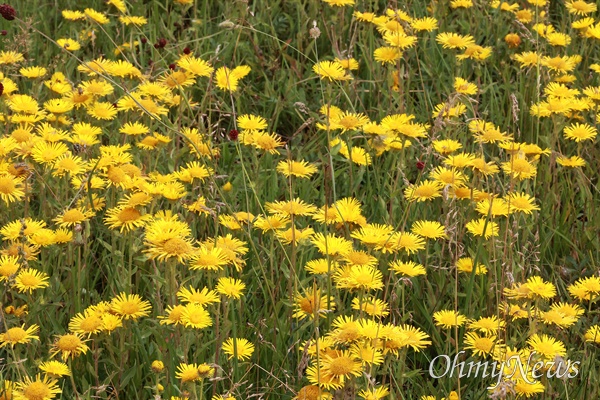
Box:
[181,304,212,329]
[0,324,39,348]
[54,208,95,228]
[464,332,497,357]
[313,61,352,81]
[14,269,50,293]
[433,310,468,329]
[14,375,61,400]
[39,361,71,378]
[119,16,148,26]
[390,260,427,277]
[84,8,109,24]
[436,32,475,49]
[110,293,151,320]
[373,46,402,64]
[456,257,488,275]
[465,218,499,239]
[20,66,47,78]
[293,288,335,320]
[0,174,25,204]
[215,65,251,92]
[50,333,89,361]
[158,304,185,326]
[56,38,81,51]
[216,277,246,299]
[527,334,566,360]
[222,337,255,361]
[177,286,220,306]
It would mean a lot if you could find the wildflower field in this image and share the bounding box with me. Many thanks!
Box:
[0,0,600,398]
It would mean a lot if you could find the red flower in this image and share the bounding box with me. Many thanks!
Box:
[0,3,16,21]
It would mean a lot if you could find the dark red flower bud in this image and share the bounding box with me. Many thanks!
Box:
[168,63,176,70]
[140,37,147,44]
[183,47,191,55]
[157,38,167,48]
[416,160,425,170]
[1,30,7,36]
[228,129,239,141]
[153,43,160,49]
[0,82,4,96]
[0,4,16,21]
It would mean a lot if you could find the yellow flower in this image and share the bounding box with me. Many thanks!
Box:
[50,333,89,361]
[54,207,95,227]
[527,334,566,360]
[456,257,488,275]
[216,277,246,299]
[464,332,496,357]
[215,65,251,92]
[180,303,212,329]
[311,233,353,257]
[84,8,109,24]
[177,286,220,306]
[465,218,499,239]
[404,180,443,202]
[383,32,417,49]
[563,123,597,142]
[565,0,597,15]
[0,174,25,204]
[251,131,284,154]
[143,213,196,263]
[104,206,150,233]
[39,361,71,378]
[433,310,468,329]
[14,375,61,400]
[0,255,20,281]
[177,56,214,77]
[176,363,201,383]
[158,305,185,326]
[293,288,335,320]
[557,155,586,167]
[322,0,355,6]
[87,101,118,120]
[436,32,475,49]
[0,51,24,65]
[14,268,50,293]
[410,17,438,31]
[56,38,81,51]
[454,77,478,95]
[373,46,402,64]
[20,66,47,78]
[0,324,40,348]
[524,276,556,299]
[337,265,384,291]
[151,360,164,373]
[468,316,505,335]
[68,310,105,336]
[584,325,600,344]
[62,10,86,20]
[119,16,148,26]
[276,160,318,178]
[313,61,352,81]
[222,337,255,361]
[110,293,152,320]
[390,260,426,277]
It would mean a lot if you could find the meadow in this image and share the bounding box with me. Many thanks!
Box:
[0,0,599,399]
